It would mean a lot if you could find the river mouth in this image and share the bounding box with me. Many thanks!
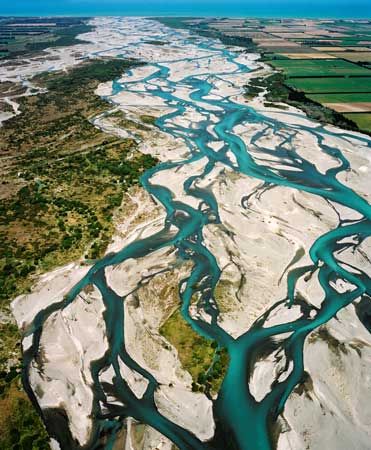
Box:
[11,17,371,450]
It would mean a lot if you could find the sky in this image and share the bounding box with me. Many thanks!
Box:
[1,0,370,18]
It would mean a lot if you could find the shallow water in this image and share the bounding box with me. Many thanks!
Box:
[22,19,371,450]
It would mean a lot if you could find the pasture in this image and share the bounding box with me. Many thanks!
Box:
[286,77,371,93]
[267,59,371,77]
[344,113,371,131]
[308,93,371,103]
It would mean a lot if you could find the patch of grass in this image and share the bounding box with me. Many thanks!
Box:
[0,379,50,450]
[286,76,371,93]
[110,110,158,131]
[160,309,229,395]
[264,101,286,109]
[214,279,241,313]
[292,371,314,399]
[307,92,371,103]
[139,114,157,125]
[145,40,167,46]
[343,113,371,132]
[308,326,348,357]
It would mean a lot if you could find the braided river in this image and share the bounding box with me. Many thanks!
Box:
[13,18,371,450]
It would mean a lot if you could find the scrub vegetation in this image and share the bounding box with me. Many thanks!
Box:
[0,58,157,302]
[0,58,157,449]
[0,379,50,450]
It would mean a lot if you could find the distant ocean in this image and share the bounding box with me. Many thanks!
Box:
[1,0,371,19]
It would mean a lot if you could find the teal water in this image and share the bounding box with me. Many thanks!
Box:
[3,0,371,19]
[21,20,371,450]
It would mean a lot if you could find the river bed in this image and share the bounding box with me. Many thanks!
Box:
[11,17,371,450]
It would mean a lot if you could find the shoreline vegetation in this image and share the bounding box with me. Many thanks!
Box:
[0,57,157,449]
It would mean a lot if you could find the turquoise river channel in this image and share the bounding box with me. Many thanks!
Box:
[21,19,371,450]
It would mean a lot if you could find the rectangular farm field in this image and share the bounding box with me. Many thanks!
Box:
[286,77,371,93]
[330,52,371,62]
[307,92,371,103]
[267,59,371,77]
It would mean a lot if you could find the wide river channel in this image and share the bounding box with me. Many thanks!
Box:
[22,18,371,450]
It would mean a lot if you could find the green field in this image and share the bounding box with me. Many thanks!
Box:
[267,59,371,77]
[308,92,371,103]
[343,113,371,132]
[0,18,93,58]
[286,77,371,93]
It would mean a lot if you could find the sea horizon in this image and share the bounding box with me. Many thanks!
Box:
[2,14,371,19]
[1,0,370,20]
